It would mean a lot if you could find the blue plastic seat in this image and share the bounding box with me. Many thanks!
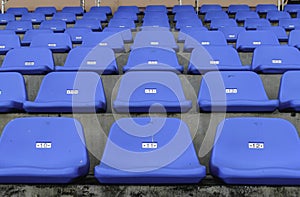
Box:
[188,46,249,74]
[174,11,199,22]
[21,13,45,24]
[144,12,169,21]
[175,18,203,30]
[56,46,118,74]
[62,6,84,16]
[266,10,291,22]
[279,71,300,111]
[22,29,53,46]
[34,6,57,16]
[279,18,300,30]
[198,71,278,112]
[142,19,170,29]
[219,26,245,42]
[95,117,206,184]
[236,30,279,52]
[0,34,20,55]
[183,31,227,52]
[30,33,72,53]
[200,4,222,14]
[284,4,300,13]
[6,7,28,17]
[0,72,26,112]
[140,26,170,31]
[131,31,178,52]
[103,27,132,43]
[5,21,32,33]
[210,18,237,30]
[0,13,15,25]
[288,30,300,49]
[65,28,92,44]
[113,11,138,21]
[39,20,66,32]
[257,26,288,41]
[228,4,250,14]
[235,11,259,22]
[145,5,167,13]
[256,4,278,14]
[0,47,54,74]
[0,117,89,183]
[52,12,76,24]
[211,117,300,185]
[252,45,300,73]
[114,71,192,113]
[108,18,136,30]
[123,47,183,73]
[89,6,112,15]
[82,12,107,22]
[172,5,195,13]
[81,32,125,53]
[204,11,228,22]
[177,27,208,42]
[0,30,15,35]
[244,18,271,30]
[116,6,139,14]
[24,72,106,113]
[74,19,102,31]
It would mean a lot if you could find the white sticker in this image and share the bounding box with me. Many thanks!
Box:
[99,42,107,46]
[145,88,157,94]
[225,88,238,94]
[48,43,56,47]
[66,89,79,95]
[51,27,57,30]
[142,142,158,149]
[25,61,35,66]
[201,41,210,45]
[210,60,220,65]
[289,25,295,28]
[148,60,158,65]
[17,28,23,31]
[36,142,52,149]
[253,41,261,45]
[87,60,96,65]
[272,59,282,64]
[32,19,37,22]
[248,142,264,149]
[119,25,125,28]
[75,36,82,40]
[150,41,159,45]
[229,34,236,38]
[0,45,6,49]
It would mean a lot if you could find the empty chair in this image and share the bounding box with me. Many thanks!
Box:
[257,26,288,41]
[172,5,195,13]
[188,46,249,74]
[62,6,84,16]
[82,12,107,22]
[145,5,167,13]
[0,34,20,54]
[5,21,32,33]
[219,26,246,42]
[175,18,203,30]
[0,117,89,183]
[123,47,183,73]
[52,12,76,24]
[24,72,106,113]
[279,18,300,30]
[65,28,92,44]
[236,30,279,52]
[30,33,72,53]
[266,10,291,22]
[131,31,179,52]
[0,47,54,74]
[116,6,139,14]
[22,29,53,45]
[56,47,118,74]
[211,117,300,185]
[103,27,132,43]
[95,117,206,184]
[108,18,136,30]
[200,4,222,14]
[183,31,227,52]
[89,6,112,15]
[256,4,278,14]
[174,11,198,22]
[252,46,300,73]
[228,4,250,14]
[288,30,300,49]
[74,19,102,31]
[39,20,66,32]
[0,13,15,25]
[34,6,57,16]
[244,18,271,30]
[21,13,45,24]
[81,32,125,53]
[235,11,259,22]
[178,27,208,42]
[0,72,26,112]
[198,71,278,112]
[284,4,300,13]
[114,71,192,113]
[142,19,170,29]
[204,11,228,22]
[6,7,28,17]
[140,26,170,31]
[113,11,138,21]
[210,18,237,30]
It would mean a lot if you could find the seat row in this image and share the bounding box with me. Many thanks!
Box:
[1,116,300,185]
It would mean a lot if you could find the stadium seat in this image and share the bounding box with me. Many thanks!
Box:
[236,30,279,52]
[211,117,300,185]
[244,18,271,30]
[175,18,203,30]
[188,46,249,74]
[0,34,20,55]
[82,12,107,22]
[61,6,84,16]
[0,30,15,35]
[284,4,300,13]
[39,20,66,32]
[0,47,54,74]
[5,21,32,33]
[103,27,132,43]
[204,11,229,22]
[6,7,28,17]
[113,71,192,113]
[228,4,250,14]
[0,117,89,183]
[116,6,139,14]
[55,46,118,74]
[144,5,167,13]
[235,11,259,22]
[74,19,102,31]
[256,4,278,14]
[142,19,170,29]
[279,18,300,30]
[30,33,72,53]
[174,11,198,22]
[22,29,53,46]
[198,71,278,112]
[253,45,300,74]
[219,26,245,42]
[200,4,222,14]
[81,32,125,53]
[65,28,92,44]
[0,13,15,25]
[123,47,183,73]
[21,13,45,24]
[89,6,112,15]
[288,30,300,49]
[0,72,26,112]
[210,18,237,30]
[52,12,76,24]
[24,72,107,113]
[172,5,195,13]
[140,26,170,31]
[113,11,138,21]
[108,18,136,30]
[279,71,300,111]
[95,117,206,184]
[257,26,288,41]
[131,31,179,52]
[266,10,291,22]
[183,31,227,52]
[177,27,208,42]
[34,6,57,16]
